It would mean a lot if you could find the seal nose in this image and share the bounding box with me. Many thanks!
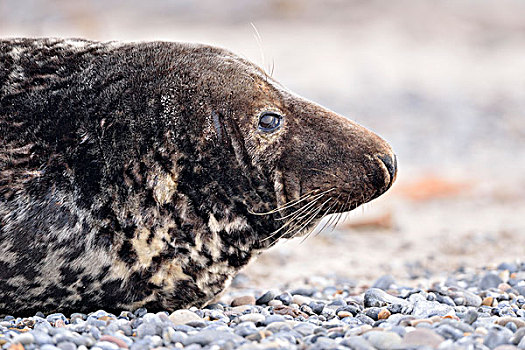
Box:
[378,154,397,187]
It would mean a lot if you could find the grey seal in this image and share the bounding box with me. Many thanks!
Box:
[0,38,397,315]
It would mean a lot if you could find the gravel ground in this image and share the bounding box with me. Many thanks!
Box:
[2,261,525,349]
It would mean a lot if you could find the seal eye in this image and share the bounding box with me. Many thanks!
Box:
[258,112,282,132]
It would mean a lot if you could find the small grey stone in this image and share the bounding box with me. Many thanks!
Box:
[168,330,187,344]
[183,329,242,346]
[461,290,483,307]
[480,272,504,290]
[310,302,325,314]
[340,336,376,350]
[364,331,402,350]
[293,323,316,336]
[461,309,479,325]
[276,292,292,305]
[11,332,35,345]
[234,322,258,337]
[498,262,519,273]
[364,288,409,308]
[435,294,456,306]
[514,286,525,297]
[313,336,337,348]
[256,291,276,305]
[264,315,286,325]
[46,313,67,323]
[372,275,396,290]
[169,310,202,326]
[356,313,375,325]
[507,322,519,333]
[33,330,54,345]
[435,324,464,340]
[518,335,525,349]
[403,328,445,348]
[239,313,265,323]
[409,294,454,318]
[485,327,513,349]
[266,321,292,333]
[136,323,158,337]
[56,341,77,350]
[511,327,525,345]
[363,307,381,321]
[185,320,207,328]
[291,288,315,297]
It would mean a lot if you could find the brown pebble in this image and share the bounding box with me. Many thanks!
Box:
[499,283,512,292]
[410,319,433,327]
[99,316,114,322]
[246,330,272,341]
[8,344,24,350]
[54,319,66,328]
[482,297,494,306]
[327,327,346,333]
[231,295,256,307]
[273,305,308,318]
[268,300,283,307]
[378,309,391,320]
[337,311,353,318]
[495,317,525,328]
[99,335,129,349]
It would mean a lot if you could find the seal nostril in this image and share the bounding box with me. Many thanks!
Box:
[378,154,397,185]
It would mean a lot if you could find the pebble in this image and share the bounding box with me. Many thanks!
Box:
[480,272,504,290]
[169,310,202,325]
[403,328,445,348]
[255,291,275,305]
[238,313,265,323]
[372,275,396,290]
[364,330,402,349]
[231,295,256,307]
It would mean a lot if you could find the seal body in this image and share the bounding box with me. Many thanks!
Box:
[0,38,396,315]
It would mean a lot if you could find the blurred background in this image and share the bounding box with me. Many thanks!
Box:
[2,0,525,289]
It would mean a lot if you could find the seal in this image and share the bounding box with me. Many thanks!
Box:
[0,38,397,316]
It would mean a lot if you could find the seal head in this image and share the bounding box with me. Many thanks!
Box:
[0,38,396,315]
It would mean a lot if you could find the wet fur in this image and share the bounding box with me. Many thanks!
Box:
[0,38,396,315]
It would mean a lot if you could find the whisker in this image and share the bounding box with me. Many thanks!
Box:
[296,198,337,243]
[275,192,327,221]
[262,195,325,240]
[248,190,315,216]
[313,194,341,233]
[260,196,324,243]
[310,198,340,238]
[249,188,335,216]
[267,197,332,248]
[291,196,333,235]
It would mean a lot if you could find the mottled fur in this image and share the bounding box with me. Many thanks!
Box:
[0,38,396,316]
